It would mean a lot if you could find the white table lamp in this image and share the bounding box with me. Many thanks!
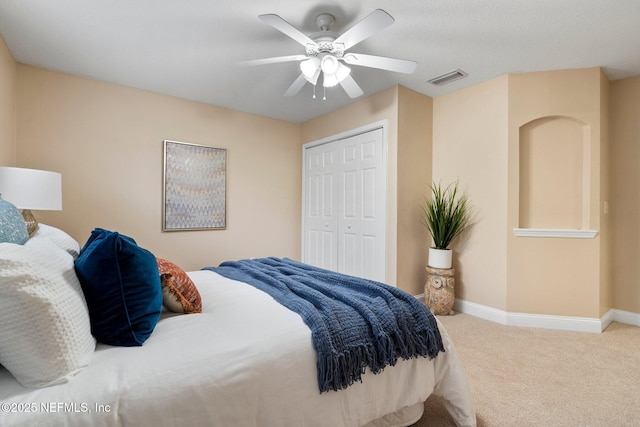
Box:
[0,166,62,236]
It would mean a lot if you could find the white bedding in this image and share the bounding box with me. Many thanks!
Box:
[0,270,475,427]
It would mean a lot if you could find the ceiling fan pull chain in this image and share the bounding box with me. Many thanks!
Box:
[313,84,317,99]
[323,86,326,101]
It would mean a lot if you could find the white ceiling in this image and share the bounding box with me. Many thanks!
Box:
[1,0,639,123]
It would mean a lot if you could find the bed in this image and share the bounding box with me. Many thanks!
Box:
[0,222,476,427]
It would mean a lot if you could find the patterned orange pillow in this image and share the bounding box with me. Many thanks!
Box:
[156,258,202,314]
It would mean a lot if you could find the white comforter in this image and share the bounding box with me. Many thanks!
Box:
[0,270,475,427]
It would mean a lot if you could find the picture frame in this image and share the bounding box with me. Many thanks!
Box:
[163,140,227,231]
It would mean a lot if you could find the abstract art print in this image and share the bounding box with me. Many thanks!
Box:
[163,140,226,231]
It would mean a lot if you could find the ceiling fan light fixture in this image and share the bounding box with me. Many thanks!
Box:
[335,62,351,81]
[300,57,320,79]
[323,73,339,88]
[304,69,321,85]
[320,55,339,74]
[322,63,350,88]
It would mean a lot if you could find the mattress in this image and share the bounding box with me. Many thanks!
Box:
[0,269,475,426]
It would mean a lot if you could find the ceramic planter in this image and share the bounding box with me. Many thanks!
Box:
[428,247,452,269]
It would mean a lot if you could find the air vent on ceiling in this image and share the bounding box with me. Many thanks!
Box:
[427,69,468,86]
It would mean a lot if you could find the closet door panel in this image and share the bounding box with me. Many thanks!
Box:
[343,169,357,219]
[304,143,338,272]
[337,128,385,281]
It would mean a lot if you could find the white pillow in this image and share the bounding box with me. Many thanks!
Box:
[32,223,81,259]
[0,236,96,388]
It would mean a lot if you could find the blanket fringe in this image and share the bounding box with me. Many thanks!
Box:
[317,326,443,392]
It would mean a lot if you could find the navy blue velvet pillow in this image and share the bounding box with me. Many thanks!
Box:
[74,228,162,346]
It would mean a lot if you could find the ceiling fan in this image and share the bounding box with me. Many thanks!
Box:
[243,9,417,100]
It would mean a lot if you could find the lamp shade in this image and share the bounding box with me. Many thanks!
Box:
[0,167,62,210]
[320,55,339,75]
[300,57,321,80]
[323,62,351,88]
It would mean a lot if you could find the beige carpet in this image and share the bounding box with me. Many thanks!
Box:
[410,313,640,427]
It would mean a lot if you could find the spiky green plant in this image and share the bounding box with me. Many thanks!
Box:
[421,181,473,249]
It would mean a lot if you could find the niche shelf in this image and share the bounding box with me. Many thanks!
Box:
[517,115,592,235]
[513,228,598,239]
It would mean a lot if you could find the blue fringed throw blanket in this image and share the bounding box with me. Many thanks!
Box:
[204,257,444,393]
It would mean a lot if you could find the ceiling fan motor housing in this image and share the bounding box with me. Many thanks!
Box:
[315,13,335,31]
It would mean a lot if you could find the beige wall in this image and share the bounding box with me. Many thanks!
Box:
[611,75,640,314]
[3,38,638,315]
[433,68,617,319]
[507,68,606,318]
[7,60,434,297]
[301,86,433,295]
[0,36,16,166]
[16,65,301,271]
[599,70,613,316]
[302,87,400,287]
[397,86,433,295]
[433,76,510,310]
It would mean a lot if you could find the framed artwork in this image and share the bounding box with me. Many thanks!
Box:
[163,140,227,231]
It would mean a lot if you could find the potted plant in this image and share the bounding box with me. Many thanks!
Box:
[421,181,473,269]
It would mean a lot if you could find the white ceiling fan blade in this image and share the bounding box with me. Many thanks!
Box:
[284,74,308,97]
[339,75,364,98]
[240,55,308,66]
[343,53,417,74]
[259,14,318,48]
[334,9,394,50]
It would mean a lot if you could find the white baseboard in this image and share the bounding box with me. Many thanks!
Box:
[451,299,640,333]
[609,308,640,327]
[452,299,509,325]
[414,295,640,333]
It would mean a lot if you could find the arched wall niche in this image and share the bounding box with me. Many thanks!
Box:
[518,115,591,231]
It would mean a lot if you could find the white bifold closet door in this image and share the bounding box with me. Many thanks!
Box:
[303,127,386,282]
